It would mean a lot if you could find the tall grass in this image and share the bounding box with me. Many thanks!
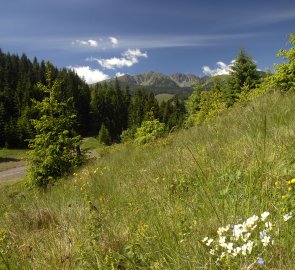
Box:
[0,92,294,269]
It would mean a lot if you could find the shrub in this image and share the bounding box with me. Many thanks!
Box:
[134,119,165,145]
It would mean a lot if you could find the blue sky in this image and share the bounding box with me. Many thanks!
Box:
[1,0,295,83]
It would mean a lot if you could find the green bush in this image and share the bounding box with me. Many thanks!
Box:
[134,119,165,145]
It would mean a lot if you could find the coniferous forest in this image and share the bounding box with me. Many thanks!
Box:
[0,49,187,148]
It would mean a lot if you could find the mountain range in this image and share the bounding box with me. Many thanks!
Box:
[100,72,229,97]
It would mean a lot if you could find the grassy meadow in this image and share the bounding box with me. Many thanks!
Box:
[0,91,295,269]
[155,93,175,103]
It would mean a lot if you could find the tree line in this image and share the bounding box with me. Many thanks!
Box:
[0,50,186,148]
[0,50,90,148]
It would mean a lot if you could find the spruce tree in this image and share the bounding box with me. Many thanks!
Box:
[27,63,83,188]
[227,49,261,104]
[97,123,111,145]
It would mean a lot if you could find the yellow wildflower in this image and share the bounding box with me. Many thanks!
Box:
[288,187,292,191]
[281,195,287,199]
[291,178,295,184]
[275,181,279,186]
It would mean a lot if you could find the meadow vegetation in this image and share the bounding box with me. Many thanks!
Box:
[0,91,295,269]
[0,34,294,269]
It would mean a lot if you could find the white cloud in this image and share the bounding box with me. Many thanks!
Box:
[68,66,109,84]
[72,39,99,47]
[109,36,119,47]
[87,48,148,70]
[202,60,235,76]
[123,48,148,58]
[115,72,125,77]
[97,57,134,69]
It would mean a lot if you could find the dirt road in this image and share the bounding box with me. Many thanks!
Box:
[0,166,27,181]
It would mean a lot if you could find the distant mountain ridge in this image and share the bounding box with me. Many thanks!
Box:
[100,71,229,96]
[113,72,198,87]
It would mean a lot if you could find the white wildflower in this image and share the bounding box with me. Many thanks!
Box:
[220,252,226,258]
[245,215,259,228]
[261,211,270,221]
[217,225,230,235]
[232,247,241,257]
[209,249,215,255]
[202,237,208,243]
[259,231,266,238]
[232,225,244,240]
[246,240,254,254]
[219,236,227,248]
[242,232,251,242]
[265,221,273,231]
[261,235,271,247]
[283,213,292,221]
[227,242,234,253]
[241,244,248,255]
[206,238,214,246]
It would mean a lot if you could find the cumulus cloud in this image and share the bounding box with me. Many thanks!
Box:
[109,36,119,47]
[202,60,235,76]
[123,48,147,58]
[68,66,109,84]
[87,48,148,70]
[72,39,99,47]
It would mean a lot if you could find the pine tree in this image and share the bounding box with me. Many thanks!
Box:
[226,49,261,104]
[97,123,111,145]
[27,63,83,188]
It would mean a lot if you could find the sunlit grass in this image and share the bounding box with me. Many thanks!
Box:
[0,92,295,269]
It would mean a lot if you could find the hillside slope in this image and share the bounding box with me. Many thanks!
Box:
[0,92,294,269]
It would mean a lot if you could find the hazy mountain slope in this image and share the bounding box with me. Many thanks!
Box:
[98,71,230,96]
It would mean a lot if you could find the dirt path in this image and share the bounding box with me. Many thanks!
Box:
[0,166,27,181]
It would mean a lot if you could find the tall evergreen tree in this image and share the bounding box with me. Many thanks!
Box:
[27,63,83,188]
[0,50,91,147]
[226,49,261,105]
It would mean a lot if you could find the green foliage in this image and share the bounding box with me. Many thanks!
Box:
[238,84,269,103]
[120,127,137,143]
[186,80,204,115]
[128,88,160,128]
[90,82,130,142]
[186,79,227,126]
[160,96,186,131]
[185,81,206,128]
[134,117,165,144]
[0,50,90,147]
[26,63,83,188]
[97,123,111,146]
[195,89,227,125]
[270,33,295,92]
[1,92,295,268]
[227,49,261,104]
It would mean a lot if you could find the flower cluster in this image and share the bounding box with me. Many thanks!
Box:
[276,177,295,215]
[202,212,277,266]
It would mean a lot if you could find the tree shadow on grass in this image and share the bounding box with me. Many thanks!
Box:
[0,157,20,163]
